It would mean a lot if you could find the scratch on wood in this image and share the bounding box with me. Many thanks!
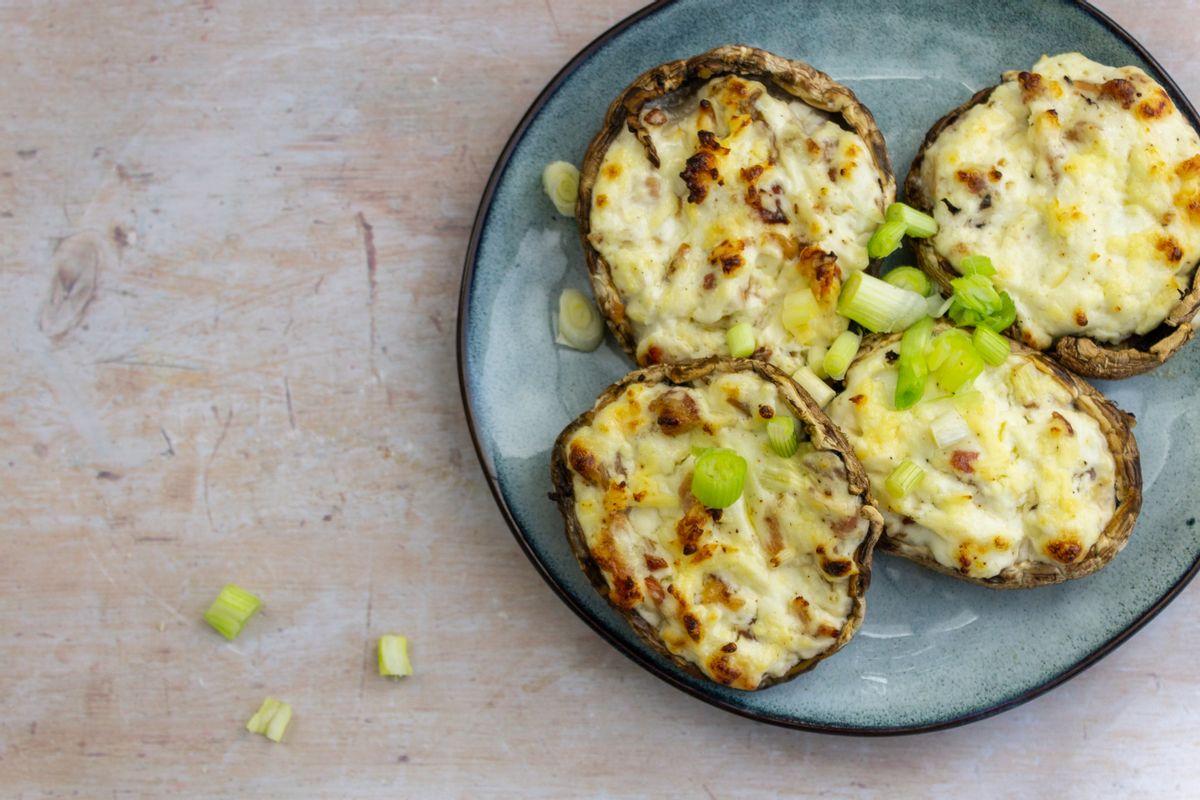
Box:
[284,377,296,430]
[542,0,563,39]
[160,426,175,457]
[356,211,380,381]
[202,406,234,532]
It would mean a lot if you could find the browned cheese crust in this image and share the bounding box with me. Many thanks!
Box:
[549,358,884,687]
[904,85,1200,379]
[576,45,896,361]
[851,327,1142,588]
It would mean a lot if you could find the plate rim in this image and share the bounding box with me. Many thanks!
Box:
[455,0,1200,735]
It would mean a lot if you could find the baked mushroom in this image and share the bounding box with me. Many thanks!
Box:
[825,324,1142,588]
[550,359,883,689]
[905,52,1200,378]
[577,45,895,375]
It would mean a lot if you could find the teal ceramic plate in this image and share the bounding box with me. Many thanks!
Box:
[457,0,1200,733]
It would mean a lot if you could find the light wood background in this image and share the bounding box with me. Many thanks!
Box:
[1,1,1197,797]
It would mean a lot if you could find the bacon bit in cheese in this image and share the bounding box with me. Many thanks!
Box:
[675,503,709,556]
[799,246,842,301]
[644,575,665,604]
[709,238,746,275]
[680,149,720,204]
[1018,70,1044,101]
[648,390,701,437]
[950,450,979,474]
[955,169,987,194]
[569,441,605,485]
[1050,411,1076,436]
[701,573,745,610]
[645,553,668,571]
[1074,308,1089,326]
[1099,77,1137,109]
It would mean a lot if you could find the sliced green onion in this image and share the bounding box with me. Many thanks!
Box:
[947,273,1017,331]
[767,417,798,458]
[204,584,261,641]
[823,330,861,380]
[868,219,907,259]
[556,288,604,351]
[973,325,1011,366]
[726,322,756,358]
[246,697,292,743]
[931,331,985,393]
[885,202,939,238]
[930,409,971,448]
[884,266,932,296]
[542,161,580,216]
[781,289,821,339]
[885,460,926,498]
[378,635,413,678]
[806,344,829,379]
[894,316,934,410]
[791,365,836,408]
[959,254,996,277]
[932,293,954,318]
[691,448,747,509]
[836,271,927,333]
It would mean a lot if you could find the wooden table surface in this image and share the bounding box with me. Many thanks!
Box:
[1,1,1197,797]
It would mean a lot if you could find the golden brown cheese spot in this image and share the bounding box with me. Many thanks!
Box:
[791,595,811,624]
[1136,89,1173,121]
[798,246,842,301]
[591,529,642,610]
[569,441,605,485]
[955,169,987,194]
[709,238,746,275]
[1099,77,1138,109]
[603,163,622,180]
[690,542,718,564]
[697,129,729,155]
[1018,71,1044,102]
[706,652,746,687]
[849,394,866,407]
[950,450,979,474]
[648,390,701,437]
[1074,308,1089,327]
[701,573,745,611]
[1175,190,1200,225]
[1176,155,1200,178]
[675,502,709,556]
[988,167,1003,182]
[603,482,628,517]
[1155,235,1184,264]
[682,612,703,642]
[721,642,737,653]
[1046,539,1084,564]
[680,149,720,204]
[815,624,839,639]
[595,194,608,208]
[821,558,854,578]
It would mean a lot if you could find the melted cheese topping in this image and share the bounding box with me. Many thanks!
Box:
[565,372,870,689]
[826,338,1116,579]
[589,76,887,373]
[918,53,1200,347]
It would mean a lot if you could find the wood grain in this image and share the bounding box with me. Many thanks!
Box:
[0,2,1196,798]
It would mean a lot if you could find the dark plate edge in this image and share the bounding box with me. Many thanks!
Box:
[455,0,1200,736]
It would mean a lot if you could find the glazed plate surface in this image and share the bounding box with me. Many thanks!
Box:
[458,0,1200,733]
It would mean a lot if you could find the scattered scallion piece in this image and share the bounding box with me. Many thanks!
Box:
[691,448,747,509]
[836,271,927,333]
[767,417,799,458]
[542,161,580,216]
[959,254,996,277]
[203,584,261,641]
[726,322,756,358]
[885,460,925,498]
[972,324,1011,366]
[884,266,933,296]
[930,409,971,448]
[781,289,821,338]
[246,697,292,743]
[823,330,861,380]
[867,219,907,259]
[947,273,1016,331]
[885,202,939,238]
[791,365,836,408]
[894,317,933,410]
[930,331,985,393]
[378,635,414,678]
[556,288,605,351]
[806,344,829,379]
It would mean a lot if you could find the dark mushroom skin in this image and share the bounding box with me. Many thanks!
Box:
[550,358,884,688]
[576,45,895,368]
[830,327,1142,589]
[904,64,1200,379]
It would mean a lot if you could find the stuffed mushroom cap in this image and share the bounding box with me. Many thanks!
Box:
[550,359,883,689]
[905,52,1200,378]
[826,325,1142,588]
[578,45,895,375]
